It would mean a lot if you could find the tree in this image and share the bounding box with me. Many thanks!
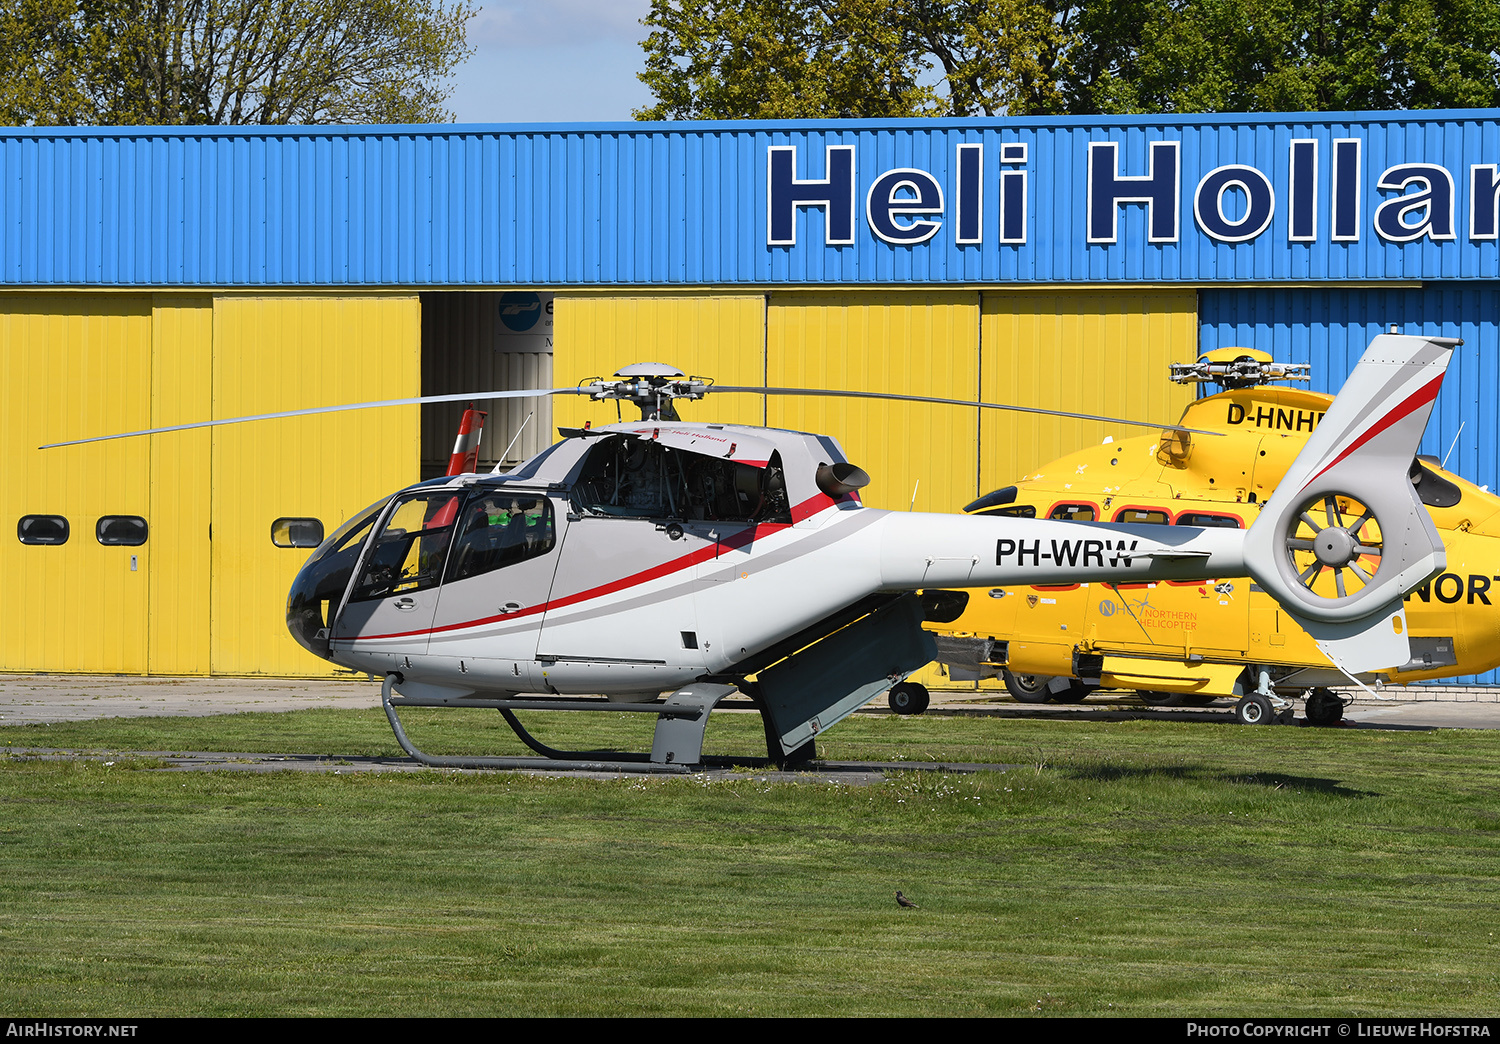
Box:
[635,0,1500,119]
[634,0,1068,119]
[0,0,476,126]
[1060,0,1500,114]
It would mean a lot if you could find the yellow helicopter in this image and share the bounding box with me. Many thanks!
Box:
[923,345,1498,726]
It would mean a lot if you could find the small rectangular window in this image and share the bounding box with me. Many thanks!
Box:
[1176,513,1242,529]
[1114,508,1170,525]
[1049,503,1096,521]
[96,516,148,546]
[18,515,69,545]
[272,517,325,548]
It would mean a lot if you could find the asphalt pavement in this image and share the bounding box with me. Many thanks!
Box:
[2,672,1499,729]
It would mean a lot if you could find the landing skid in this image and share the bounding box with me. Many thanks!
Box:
[379,593,936,773]
[380,674,780,774]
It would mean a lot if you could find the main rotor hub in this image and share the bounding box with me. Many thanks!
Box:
[581,363,713,420]
[1170,348,1311,390]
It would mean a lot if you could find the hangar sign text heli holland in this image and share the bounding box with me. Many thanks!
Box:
[765,141,1500,250]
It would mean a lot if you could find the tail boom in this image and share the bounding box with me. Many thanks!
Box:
[877,515,1247,589]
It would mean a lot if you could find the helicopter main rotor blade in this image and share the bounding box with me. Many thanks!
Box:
[39,387,591,449]
[710,386,1222,437]
[43,378,1218,449]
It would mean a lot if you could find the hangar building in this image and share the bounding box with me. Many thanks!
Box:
[3,112,1498,679]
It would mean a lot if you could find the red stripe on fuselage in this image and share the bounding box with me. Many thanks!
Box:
[347,492,846,643]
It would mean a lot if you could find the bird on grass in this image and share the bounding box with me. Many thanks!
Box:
[895,890,919,908]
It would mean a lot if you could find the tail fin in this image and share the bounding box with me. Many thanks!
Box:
[1243,334,1457,672]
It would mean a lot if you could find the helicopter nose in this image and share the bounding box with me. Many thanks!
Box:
[286,564,336,661]
[286,536,365,661]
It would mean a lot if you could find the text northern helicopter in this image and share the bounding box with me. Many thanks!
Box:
[45,334,1457,771]
[925,343,1494,727]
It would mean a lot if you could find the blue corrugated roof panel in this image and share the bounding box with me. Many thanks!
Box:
[3,114,1500,286]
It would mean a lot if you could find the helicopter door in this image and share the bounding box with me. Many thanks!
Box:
[426,492,563,667]
[538,512,709,670]
[331,489,463,654]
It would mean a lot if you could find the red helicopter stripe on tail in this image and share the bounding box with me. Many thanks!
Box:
[1306,372,1445,488]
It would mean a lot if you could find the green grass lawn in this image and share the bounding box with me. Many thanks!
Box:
[1,708,1497,1016]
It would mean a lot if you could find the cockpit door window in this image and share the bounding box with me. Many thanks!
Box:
[445,495,556,584]
[348,491,462,603]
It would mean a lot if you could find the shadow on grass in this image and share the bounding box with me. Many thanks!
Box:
[1060,761,1378,797]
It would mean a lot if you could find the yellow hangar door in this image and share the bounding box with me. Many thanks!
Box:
[210,295,420,676]
[0,295,154,672]
[146,295,214,675]
[768,292,981,514]
[943,290,1198,693]
[551,294,769,430]
[979,290,1198,491]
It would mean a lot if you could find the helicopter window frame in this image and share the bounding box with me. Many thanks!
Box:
[975,504,1036,518]
[1047,502,1098,522]
[96,515,148,546]
[323,497,391,557]
[346,491,464,603]
[444,493,557,584]
[1112,507,1171,526]
[271,517,325,549]
[965,486,1019,514]
[17,515,69,545]
[1173,511,1244,529]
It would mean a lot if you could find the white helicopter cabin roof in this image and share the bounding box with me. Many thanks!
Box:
[473,421,862,524]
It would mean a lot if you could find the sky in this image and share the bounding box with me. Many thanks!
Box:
[445,0,656,125]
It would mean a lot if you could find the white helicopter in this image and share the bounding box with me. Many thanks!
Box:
[47,333,1456,772]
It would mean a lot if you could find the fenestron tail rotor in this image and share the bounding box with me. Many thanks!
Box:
[1286,493,1384,601]
[1240,332,1455,674]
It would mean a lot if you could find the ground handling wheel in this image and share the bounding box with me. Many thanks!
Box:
[1003,670,1054,704]
[1235,692,1276,725]
[888,681,931,715]
[1304,687,1346,727]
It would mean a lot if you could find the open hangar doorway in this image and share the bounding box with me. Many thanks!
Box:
[420,291,555,478]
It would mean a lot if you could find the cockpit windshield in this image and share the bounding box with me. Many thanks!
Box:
[322,496,390,557]
[285,494,394,659]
